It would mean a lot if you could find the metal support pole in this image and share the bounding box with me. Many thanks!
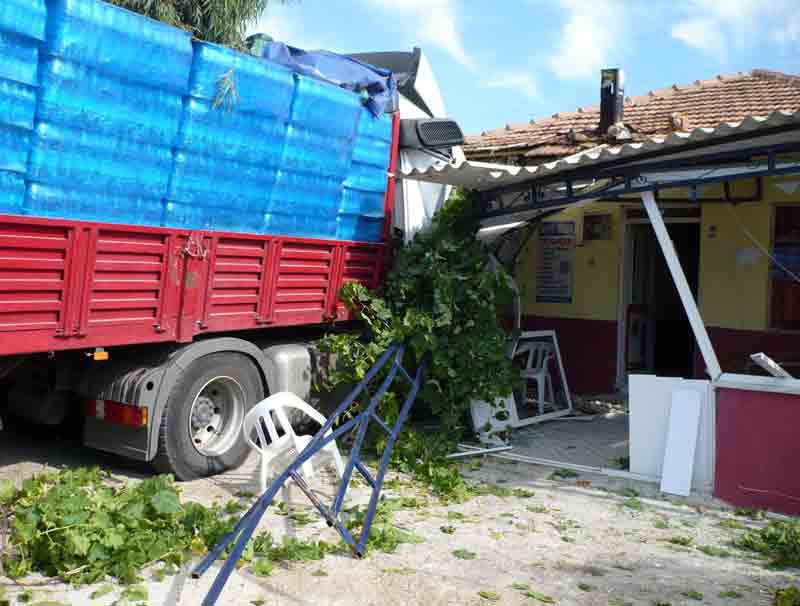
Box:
[641,191,722,379]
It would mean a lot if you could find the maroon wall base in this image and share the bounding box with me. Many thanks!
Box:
[715,387,800,515]
[521,316,617,395]
[695,327,800,377]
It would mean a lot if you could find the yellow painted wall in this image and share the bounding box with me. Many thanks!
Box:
[517,203,622,321]
[515,177,800,329]
[700,177,800,330]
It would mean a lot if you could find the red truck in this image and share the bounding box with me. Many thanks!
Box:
[0,45,463,480]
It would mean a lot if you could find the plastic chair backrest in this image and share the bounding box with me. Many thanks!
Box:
[243,392,329,453]
[517,341,554,373]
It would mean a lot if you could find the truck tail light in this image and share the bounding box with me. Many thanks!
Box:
[86,399,148,428]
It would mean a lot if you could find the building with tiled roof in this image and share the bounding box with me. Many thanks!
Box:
[465,69,800,165]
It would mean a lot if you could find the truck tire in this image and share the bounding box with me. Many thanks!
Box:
[152,352,264,480]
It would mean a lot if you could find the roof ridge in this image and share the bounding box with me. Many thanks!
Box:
[750,68,800,85]
[473,69,798,137]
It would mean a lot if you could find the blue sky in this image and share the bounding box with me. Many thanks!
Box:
[253,0,800,135]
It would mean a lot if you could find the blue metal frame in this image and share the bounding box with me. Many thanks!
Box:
[193,342,427,606]
[482,144,800,218]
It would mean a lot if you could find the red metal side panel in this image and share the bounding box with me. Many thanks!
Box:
[272,239,338,325]
[80,227,179,343]
[0,212,386,355]
[0,218,74,345]
[715,387,800,515]
[198,234,272,333]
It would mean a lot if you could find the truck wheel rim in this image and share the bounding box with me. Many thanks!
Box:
[189,376,245,457]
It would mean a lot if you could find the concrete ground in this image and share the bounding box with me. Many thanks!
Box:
[508,413,629,469]
[1,426,797,606]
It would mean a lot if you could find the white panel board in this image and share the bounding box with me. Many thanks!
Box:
[629,375,714,492]
[660,390,702,496]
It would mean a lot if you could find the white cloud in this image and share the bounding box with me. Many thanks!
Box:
[671,17,727,61]
[546,0,624,80]
[365,0,475,70]
[479,73,538,100]
[671,0,800,58]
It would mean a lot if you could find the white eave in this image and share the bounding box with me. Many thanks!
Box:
[400,109,800,192]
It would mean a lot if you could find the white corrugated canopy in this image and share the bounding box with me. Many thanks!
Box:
[400,109,800,192]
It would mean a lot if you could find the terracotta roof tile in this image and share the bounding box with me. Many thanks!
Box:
[465,69,800,161]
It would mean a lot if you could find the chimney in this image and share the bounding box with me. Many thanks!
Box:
[599,68,625,133]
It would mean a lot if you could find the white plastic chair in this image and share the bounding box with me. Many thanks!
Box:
[242,392,345,492]
[515,341,555,415]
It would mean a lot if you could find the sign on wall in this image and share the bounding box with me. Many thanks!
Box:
[536,222,576,303]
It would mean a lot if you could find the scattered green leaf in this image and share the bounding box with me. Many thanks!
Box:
[697,544,732,558]
[526,504,549,514]
[478,590,501,602]
[736,520,800,567]
[90,585,114,599]
[523,589,555,603]
[622,498,643,511]
[453,548,477,560]
[548,469,579,481]
[382,567,415,575]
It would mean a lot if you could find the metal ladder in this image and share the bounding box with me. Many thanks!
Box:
[193,343,427,606]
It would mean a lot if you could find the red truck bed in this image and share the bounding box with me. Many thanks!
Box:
[0,215,386,356]
[0,109,399,360]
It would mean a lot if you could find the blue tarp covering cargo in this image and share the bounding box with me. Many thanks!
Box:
[0,0,397,243]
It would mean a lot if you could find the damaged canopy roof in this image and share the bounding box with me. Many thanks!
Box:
[401,109,800,206]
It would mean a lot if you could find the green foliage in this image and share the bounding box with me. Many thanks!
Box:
[719,589,743,598]
[774,585,800,606]
[578,583,595,592]
[106,0,275,49]
[622,498,643,511]
[251,559,275,577]
[318,190,517,498]
[664,536,693,547]
[775,586,800,606]
[0,468,260,585]
[452,548,477,560]
[343,499,424,555]
[681,590,703,600]
[736,520,800,567]
[734,507,766,520]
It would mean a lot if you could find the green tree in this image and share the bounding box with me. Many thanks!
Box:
[108,0,273,48]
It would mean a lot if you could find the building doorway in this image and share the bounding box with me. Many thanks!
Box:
[620,211,701,383]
